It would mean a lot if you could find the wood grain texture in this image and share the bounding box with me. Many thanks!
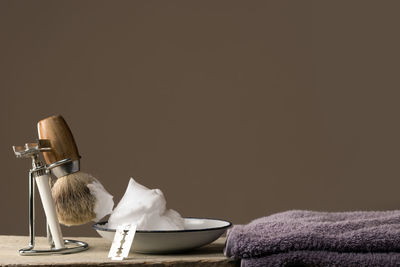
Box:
[0,236,238,267]
[37,115,81,164]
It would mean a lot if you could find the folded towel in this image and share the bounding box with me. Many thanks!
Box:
[240,251,400,267]
[225,210,400,267]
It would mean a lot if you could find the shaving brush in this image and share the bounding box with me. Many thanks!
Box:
[38,115,113,226]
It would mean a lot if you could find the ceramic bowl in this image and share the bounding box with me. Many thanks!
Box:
[93,217,231,254]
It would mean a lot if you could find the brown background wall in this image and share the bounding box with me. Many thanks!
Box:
[1,1,400,237]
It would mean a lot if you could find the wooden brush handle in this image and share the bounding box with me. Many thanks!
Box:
[37,115,80,164]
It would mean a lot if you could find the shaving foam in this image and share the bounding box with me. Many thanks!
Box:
[107,178,184,230]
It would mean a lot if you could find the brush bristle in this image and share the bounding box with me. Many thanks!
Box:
[52,172,97,226]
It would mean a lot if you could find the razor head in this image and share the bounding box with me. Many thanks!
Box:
[13,139,52,158]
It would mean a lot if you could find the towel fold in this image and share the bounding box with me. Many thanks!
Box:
[225,210,400,267]
[240,251,400,267]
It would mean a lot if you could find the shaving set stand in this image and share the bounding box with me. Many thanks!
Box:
[12,120,88,255]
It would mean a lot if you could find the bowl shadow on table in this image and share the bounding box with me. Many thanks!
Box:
[126,239,240,267]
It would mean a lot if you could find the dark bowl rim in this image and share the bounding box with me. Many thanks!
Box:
[93,217,232,233]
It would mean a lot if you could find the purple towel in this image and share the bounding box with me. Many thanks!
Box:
[225,210,400,267]
[240,251,400,267]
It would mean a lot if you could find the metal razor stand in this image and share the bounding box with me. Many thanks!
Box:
[13,141,88,256]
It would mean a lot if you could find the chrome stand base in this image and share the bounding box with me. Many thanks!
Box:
[19,239,89,256]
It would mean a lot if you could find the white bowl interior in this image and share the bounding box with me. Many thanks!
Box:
[183,218,231,230]
[95,218,231,232]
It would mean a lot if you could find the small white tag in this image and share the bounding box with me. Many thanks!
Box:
[108,224,137,260]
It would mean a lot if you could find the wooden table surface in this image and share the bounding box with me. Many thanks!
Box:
[0,235,239,267]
